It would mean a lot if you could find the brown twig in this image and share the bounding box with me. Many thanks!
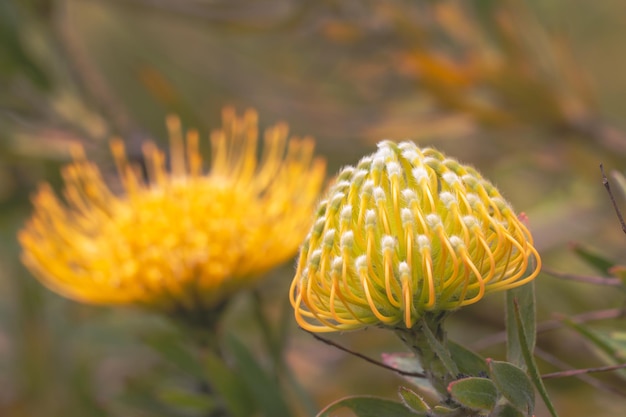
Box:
[535,347,626,397]
[542,266,622,287]
[601,163,626,235]
[542,362,626,380]
[303,330,426,379]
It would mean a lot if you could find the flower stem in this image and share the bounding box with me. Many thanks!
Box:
[394,312,455,398]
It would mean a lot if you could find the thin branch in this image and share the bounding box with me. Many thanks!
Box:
[535,347,626,397]
[542,266,622,286]
[601,163,626,235]
[303,330,426,379]
[542,362,626,380]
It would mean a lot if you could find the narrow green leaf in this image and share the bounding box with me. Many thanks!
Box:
[398,386,430,413]
[487,359,534,415]
[512,302,559,417]
[142,332,204,379]
[563,319,626,363]
[204,350,255,417]
[421,318,459,376]
[317,395,421,417]
[570,242,615,274]
[431,405,460,415]
[506,280,536,369]
[157,386,216,413]
[226,335,292,417]
[448,377,497,411]
[448,341,488,376]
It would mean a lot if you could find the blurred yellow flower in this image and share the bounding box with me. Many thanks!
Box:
[19,108,326,318]
[290,141,540,332]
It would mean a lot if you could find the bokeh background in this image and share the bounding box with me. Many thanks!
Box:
[3,0,626,416]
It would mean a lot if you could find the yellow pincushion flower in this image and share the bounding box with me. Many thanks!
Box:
[290,140,540,332]
[19,108,326,318]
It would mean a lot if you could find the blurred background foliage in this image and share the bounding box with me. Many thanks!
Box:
[3,0,626,416]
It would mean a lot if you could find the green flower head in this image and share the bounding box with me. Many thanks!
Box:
[290,141,540,332]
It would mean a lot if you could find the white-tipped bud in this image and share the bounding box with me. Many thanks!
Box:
[340,205,353,222]
[357,156,373,170]
[465,193,481,208]
[312,217,326,236]
[443,171,460,185]
[381,235,396,252]
[332,180,351,193]
[439,192,457,208]
[386,162,401,178]
[323,229,336,247]
[398,261,410,276]
[331,256,343,272]
[372,156,385,172]
[449,235,464,249]
[401,149,419,163]
[355,255,368,272]
[412,167,428,183]
[308,249,322,269]
[352,169,368,185]
[340,231,354,250]
[426,213,442,228]
[330,192,345,209]
[462,174,479,188]
[365,209,377,227]
[402,188,417,203]
[373,187,386,203]
[417,234,430,250]
[361,179,375,196]
[462,215,479,229]
[401,208,414,226]
[337,167,355,181]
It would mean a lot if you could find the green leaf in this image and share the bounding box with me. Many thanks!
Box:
[226,334,292,417]
[506,280,536,369]
[142,331,204,379]
[562,323,626,376]
[570,242,615,275]
[489,402,526,417]
[317,395,421,417]
[157,386,216,413]
[420,317,459,376]
[448,377,497,411]
[381,352,435,396]
[204,350,255,417]
[487,360,534,416]
[398,386,430,413]
[448,341,488,376]
[512,302,559,417]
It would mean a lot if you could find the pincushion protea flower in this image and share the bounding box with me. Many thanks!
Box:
[290,140,540,332]
[19,108,326,320]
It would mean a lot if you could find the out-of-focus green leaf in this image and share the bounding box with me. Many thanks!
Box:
[512,301,558,417]
[398,386,430,413]
[0,1,50,89]
[611,171,626,201]
[449,341,488,376]
[487,360,534,416]
[421,318,459,376]
[226,334,291,417]
[381,352,435,396]
[141,331,204,380]
[506,280,536,370]
[317,395,421,417]
[563,322,626,376]
[448,377,497,411]
[204,349,255,417]
[570,242,616,275]
[431,404,459,415]
[158,386,216,413]
[490,402,526,417]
